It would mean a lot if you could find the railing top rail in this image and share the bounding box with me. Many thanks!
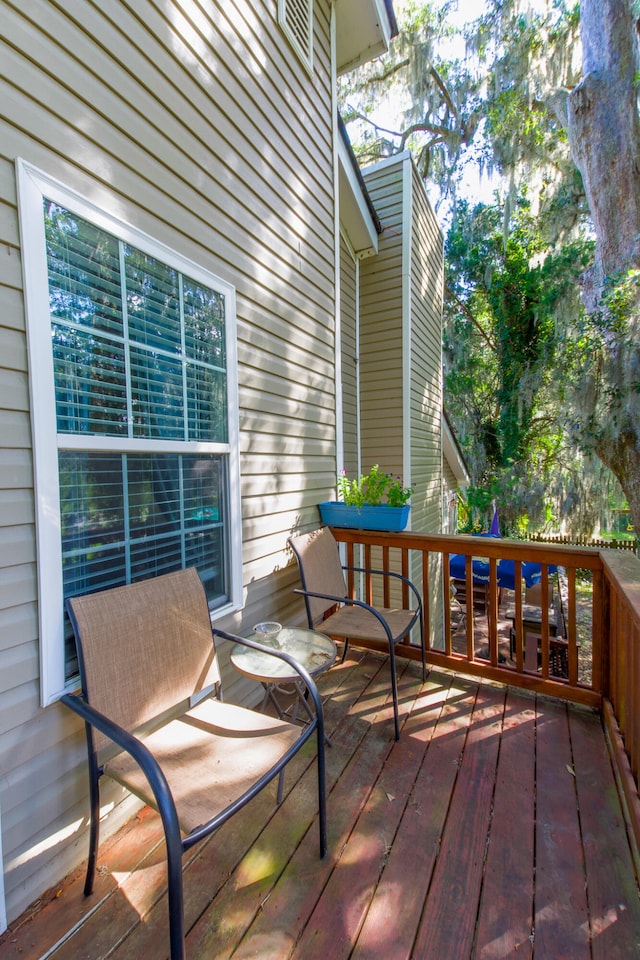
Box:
[600,550,640,618]
[331,528,605,571]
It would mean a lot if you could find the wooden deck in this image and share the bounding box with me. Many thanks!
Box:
[2,646,640,960]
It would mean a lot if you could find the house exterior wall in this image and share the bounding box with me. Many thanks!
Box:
[360,154,444,638]
[407,160,444,535]
[360,154,443,534]
[0,0,338,922]
[406,159,444,640]
[359,162,405,480]
[339,231,359,478]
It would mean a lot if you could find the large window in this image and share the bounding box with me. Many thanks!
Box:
[18,161,242,704]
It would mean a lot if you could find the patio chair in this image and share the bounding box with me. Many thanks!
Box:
[61,567,327,960]
[288,527,426,740]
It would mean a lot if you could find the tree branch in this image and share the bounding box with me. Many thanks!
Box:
[429,65,460,122]
[445,284,498,351]
[363,57,411,85]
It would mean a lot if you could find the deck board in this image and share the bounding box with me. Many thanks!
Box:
[570,707,640,959]
[472,689,535,959]
[413,682,503,960]
[349,672,458,960]
[2,650,640,960]
[535,699,591,959]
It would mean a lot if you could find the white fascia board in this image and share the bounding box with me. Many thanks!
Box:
[338,136,379,258]
[360,150,414,177]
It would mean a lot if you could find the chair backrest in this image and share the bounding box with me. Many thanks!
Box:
[66,567,221,751]
[288,528,348,626]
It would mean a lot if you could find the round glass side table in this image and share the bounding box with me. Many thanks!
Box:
[230,626,336,726]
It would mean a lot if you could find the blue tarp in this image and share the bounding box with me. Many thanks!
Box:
[449,554,555,590]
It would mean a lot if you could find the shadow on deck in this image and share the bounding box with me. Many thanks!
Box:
[2,644,640,960]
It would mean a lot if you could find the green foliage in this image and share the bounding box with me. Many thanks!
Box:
[341,0,636,536]
[565,267,640,474]
[340,0,583,215]
[337,465,414,507]
[444,196,594,531]
[601,269,640,334]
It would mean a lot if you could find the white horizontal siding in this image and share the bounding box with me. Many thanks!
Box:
[360,161,405,476]
[358,154,444,640]
[0,0,338,922]
[409,162,444,537]
[407,162,444,643]
[340,233,359,477]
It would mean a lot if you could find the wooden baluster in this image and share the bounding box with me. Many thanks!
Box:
[421,549,431,653]
[465,555,474,661]
[514,560,524,672]
[489,559,499,665]
[443,553,451,656]
[383,545,391,607]
[591,566,604,695]
[364,543,372,604]
[567,567,578,686]
[539,566,550,678]
[401,547,409,609]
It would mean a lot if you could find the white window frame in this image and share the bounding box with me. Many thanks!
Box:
[17,159,243,706]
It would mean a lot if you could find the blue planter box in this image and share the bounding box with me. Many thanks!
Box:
[318,502,410,532]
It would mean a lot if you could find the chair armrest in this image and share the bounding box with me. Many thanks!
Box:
[213,629,325,736]
[61,693,181,839]
[342,565,423,612]
[293,587,396,642]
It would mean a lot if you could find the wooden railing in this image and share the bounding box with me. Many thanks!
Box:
[332,528,605,707]
[330,526,640,860]
[599,550,640,852]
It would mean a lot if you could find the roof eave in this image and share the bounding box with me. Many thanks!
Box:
[443,412,470,486]
[335,0,397,76]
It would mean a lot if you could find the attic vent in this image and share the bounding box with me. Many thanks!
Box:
[278,0,313,73]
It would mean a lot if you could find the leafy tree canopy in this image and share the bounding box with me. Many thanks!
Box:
[340,0,636,538]
[444,195,593,532]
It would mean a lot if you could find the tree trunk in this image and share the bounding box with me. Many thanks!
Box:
[564,0,640,534]
[596,433,640,537]
[567,0,640,309]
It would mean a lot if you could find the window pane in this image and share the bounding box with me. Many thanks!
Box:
[130,535,183,583]
[183,278,226,367]
[130,347,184,439]
[125,248,181,353]
[46,208,230,446]
[60,451,127,601]
[53,325,127,435]
[186,364,227,442]
[186,528,225,603]
[45,202,123,337]
[183,455,224,526]
[59,451,227,609]
[128,454,181,538]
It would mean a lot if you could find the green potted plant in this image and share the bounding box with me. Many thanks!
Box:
[318,465,414,531]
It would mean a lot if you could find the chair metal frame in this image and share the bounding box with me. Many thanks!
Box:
[62,568,327,960]
[288,528,426,740]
